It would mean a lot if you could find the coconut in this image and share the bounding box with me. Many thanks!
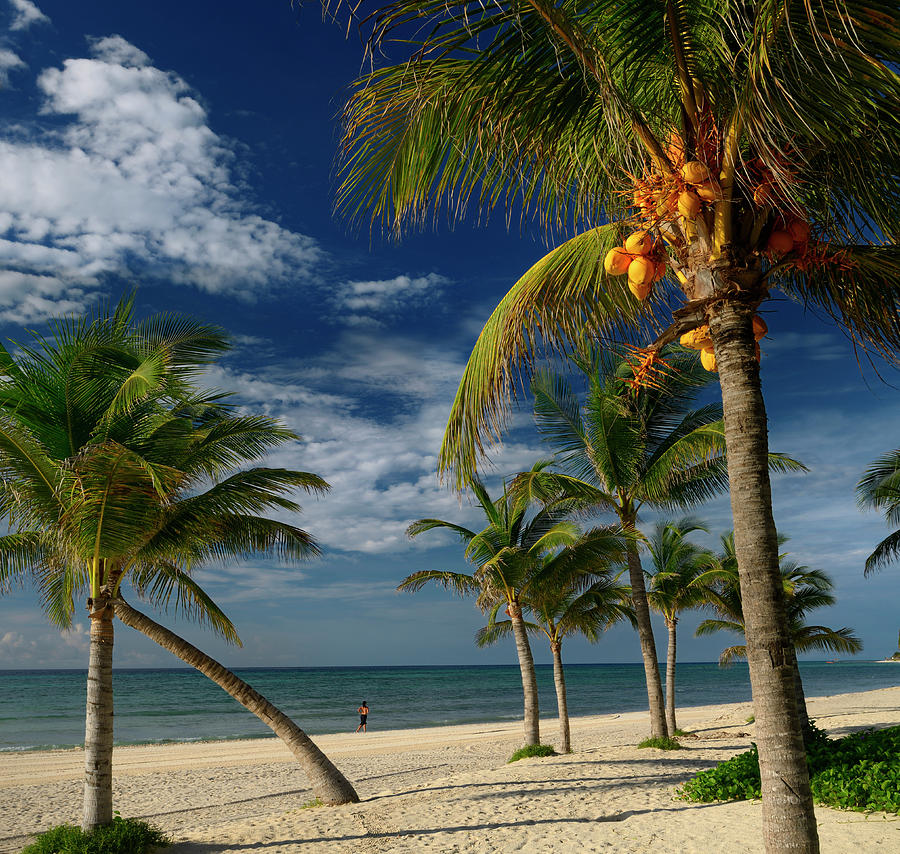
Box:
[766,230,794,254]
[788,220,810,242]
[680,324,713,350]
[752,315,768,340]
[682,160,712,185]
[695,179,721,202]
[677,190,702,219]
[625,230,653,255]
[629,279,653,301]
[753,181,776,207]
[628,255,655,287]
[700,347,717,372]
[604,247,632,276]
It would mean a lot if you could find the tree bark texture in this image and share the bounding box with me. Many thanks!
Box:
[710,299,819,854]
[665,618,678,735]
[508,602,541,745]
[792,656,812,738]
[624,540,668,738]
[550,640,570,753]
[111,598,359,805]
[82,603,114,830]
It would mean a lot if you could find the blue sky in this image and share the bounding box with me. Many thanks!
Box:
[0,0,897,671]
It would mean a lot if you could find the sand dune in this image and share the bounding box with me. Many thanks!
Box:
[2,687,898,853]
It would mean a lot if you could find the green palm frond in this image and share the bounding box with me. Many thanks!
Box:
[0,532,44,592]
[396,569,483,597]
[792,624,863,656]
[863,529,900,576]
[438,225,654,487]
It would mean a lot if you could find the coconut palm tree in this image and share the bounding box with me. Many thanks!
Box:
[695,533,862,730]
[400,463,627,745]
[508,348,801,740]
[857,449,900,574]
[477,562,634,753]
[644,517,713,734]
[0,299,358,828]
[334,3,899,846]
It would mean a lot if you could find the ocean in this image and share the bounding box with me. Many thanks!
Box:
[2,661,899,752]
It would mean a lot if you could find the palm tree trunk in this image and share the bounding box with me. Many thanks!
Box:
[665,617,677,735]
[111,598,359,805]
[82,599,114,831]
[507,601,540,745]
[792,656,812,739]
[710,299,819,854]
[623,537,668,739]
[550,640,570,753]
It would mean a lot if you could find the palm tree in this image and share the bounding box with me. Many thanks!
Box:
[334,3,898,846]
[0,300,358,828]
[400,463,627,745]
[857,449,900,574]
[644,517,713,734]
[509,349,801,740]
[477,563,634,753]
[695,533,862,730]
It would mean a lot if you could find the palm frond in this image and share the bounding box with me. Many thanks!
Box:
[396,569,482,597]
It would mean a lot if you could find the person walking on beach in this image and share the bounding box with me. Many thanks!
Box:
[356,701,369,733]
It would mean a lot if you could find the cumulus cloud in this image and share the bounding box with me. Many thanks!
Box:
[334,273,447,326]
[0,34,320,322]
[8,0,49,31]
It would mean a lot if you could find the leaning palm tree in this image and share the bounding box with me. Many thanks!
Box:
[509,348,801,740]
[400,463,627,745]
[644,517,713,734]
[695,533,862,729]
[857,449,900,574]
[334,1,899,848]
[477,562,634,753]
[0,300,357,828]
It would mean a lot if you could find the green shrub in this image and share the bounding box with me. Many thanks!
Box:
[678,725,900,814]
[638,736,682,750]
[508,744,556,762]
[21,817,170,854]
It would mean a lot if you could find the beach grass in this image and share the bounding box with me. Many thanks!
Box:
[638,735,682,750]
[21,817,170,854]
[507,744,557,762]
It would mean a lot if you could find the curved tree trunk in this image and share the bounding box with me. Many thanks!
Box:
[550,640,570,753]
[507,601,540,746]
[623,538,668,739]
[665,617,677,735]
[710,299,819,854]
[83,599,114,831]
[111,598,359,805]
[792,656,812,741]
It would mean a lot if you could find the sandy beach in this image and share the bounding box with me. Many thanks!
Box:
[2,687,898,853]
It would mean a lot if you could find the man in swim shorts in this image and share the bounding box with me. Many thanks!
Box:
[356,701,369,732]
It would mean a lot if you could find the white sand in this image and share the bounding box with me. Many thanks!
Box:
[2,687,898,853]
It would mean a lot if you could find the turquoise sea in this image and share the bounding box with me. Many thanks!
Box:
[2,661,899,751]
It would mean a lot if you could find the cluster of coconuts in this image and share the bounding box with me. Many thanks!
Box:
[680,315,768,373]
[603,230,667,300]
[766,217,810,256]
[630,158,720,224]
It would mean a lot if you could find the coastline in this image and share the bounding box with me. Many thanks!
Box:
[2,686,898,853]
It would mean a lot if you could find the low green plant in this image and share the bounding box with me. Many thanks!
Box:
[673,728,691,737]
[678,725,900,814]
[508,744,556,762]
[745,715,755,724]
[21,817,170,854]
[300,797,324,809]
[638,736,682,750]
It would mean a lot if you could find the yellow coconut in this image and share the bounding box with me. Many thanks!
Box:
[624,230,653,255]
[677,190,702,219]
[788,219,810,242]
[695,179,721,202]
[700,347,717,372]
[767,229,794,254]
[680,324,713,350]
[682,160,712,185]
[604,247,632,276]
[628,255,655,286]
[752,315,768,340]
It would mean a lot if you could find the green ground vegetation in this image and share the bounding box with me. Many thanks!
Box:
[21,817,170,854]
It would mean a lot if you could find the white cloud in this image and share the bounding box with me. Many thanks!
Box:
[0,34,320,322]
[0,47,24,83]
[334,273,447,326]
[8,0,49,31]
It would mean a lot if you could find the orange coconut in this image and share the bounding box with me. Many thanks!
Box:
[767,229,794,254]
[752,315,768,340]
[700,347,717,372]
[624,230,653,255]
[680,324,713,350]
[604,247,632,276]
[682,160,712,185]
[695,179,721,202]
[788,219,810,242]
[678,190,702,219]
